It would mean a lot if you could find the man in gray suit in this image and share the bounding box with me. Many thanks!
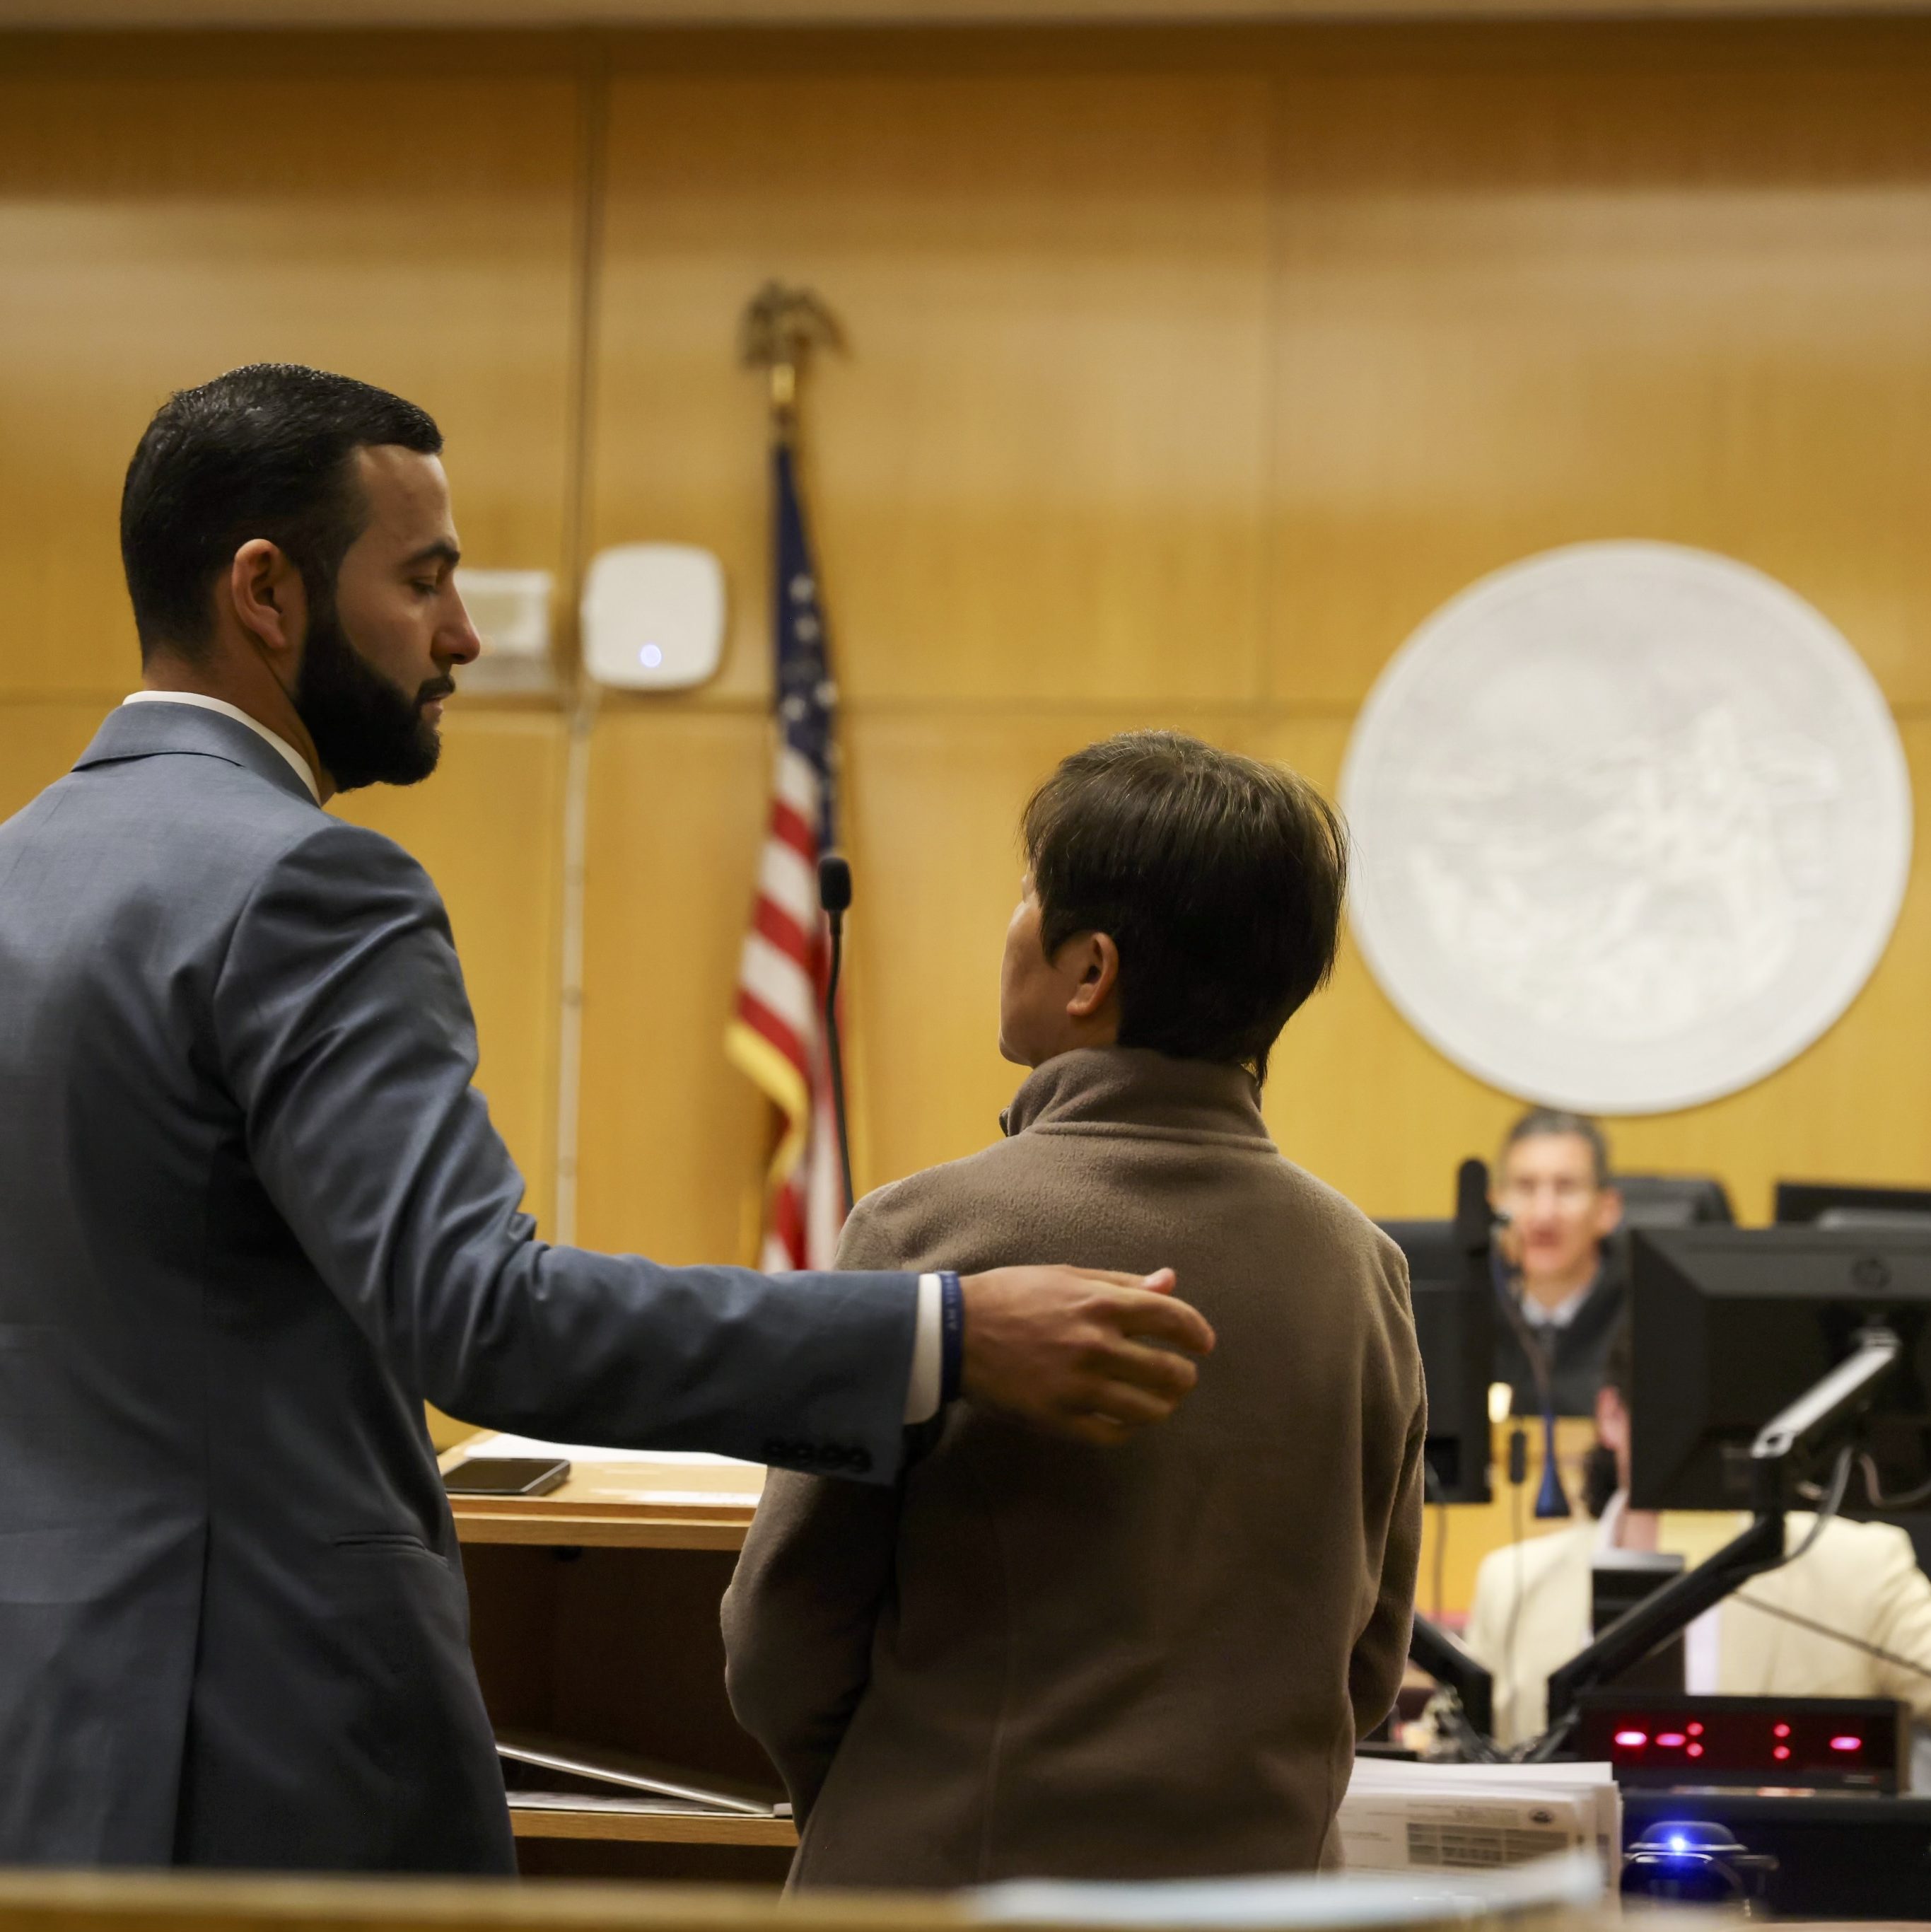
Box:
[0,365,1213,1874]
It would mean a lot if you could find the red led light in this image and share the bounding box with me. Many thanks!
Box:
[1686,1743,1704,1758]
[1686,1723,1704,1738]
[1657,1733,1688,1748]
[1773,1745,1792,1762]
[1830,1735,1863,1753]
[1773,1724,1792,1740]
[1614,1730,1649,1748]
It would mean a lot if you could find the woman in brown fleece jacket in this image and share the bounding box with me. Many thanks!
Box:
[722,731,1425,1889]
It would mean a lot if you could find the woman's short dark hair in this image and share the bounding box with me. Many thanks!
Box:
[1020,731,1348,1083]
[120,363,442,661]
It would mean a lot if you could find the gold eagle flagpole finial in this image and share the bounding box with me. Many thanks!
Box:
[740,281,844,441]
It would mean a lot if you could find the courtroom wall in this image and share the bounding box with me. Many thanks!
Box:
[5,19,1931,1270]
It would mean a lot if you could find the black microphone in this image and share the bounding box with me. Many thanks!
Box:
[818,853,856,1213]
[818,853,852,919]
[1453,1158,1493,1258]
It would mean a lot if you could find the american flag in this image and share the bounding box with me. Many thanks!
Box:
[724,441,848,1270]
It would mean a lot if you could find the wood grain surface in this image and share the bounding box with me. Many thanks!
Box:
[7,21,1931,1511]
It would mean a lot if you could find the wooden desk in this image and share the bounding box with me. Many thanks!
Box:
[446,1451,766,1553]
[442,1420,1618,1877]
[0,1866,1618,1932]
[441,1440,797,1880]
[509,1812,797,1849]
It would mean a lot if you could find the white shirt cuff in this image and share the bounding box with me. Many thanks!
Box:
[903,1272,943,1424]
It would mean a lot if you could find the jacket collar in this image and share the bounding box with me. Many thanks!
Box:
[73,701,320,809]
[1001,1045,1272,1144]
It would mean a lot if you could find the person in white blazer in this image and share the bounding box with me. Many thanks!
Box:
[1464,1332,1931,1753]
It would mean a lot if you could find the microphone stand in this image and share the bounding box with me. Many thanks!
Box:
[817,853,856,1212]
[1407,1158,1504,1747]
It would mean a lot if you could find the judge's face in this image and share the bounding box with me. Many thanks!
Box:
[1495,1132,1621,1288]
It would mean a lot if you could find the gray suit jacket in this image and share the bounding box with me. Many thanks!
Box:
[0,702,917,1873]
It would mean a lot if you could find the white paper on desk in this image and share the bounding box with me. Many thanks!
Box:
[459,1433,759,1470]
[1341,1760,1618,1888]
[971,1849,1600,1927]
[506,1791,723,1816]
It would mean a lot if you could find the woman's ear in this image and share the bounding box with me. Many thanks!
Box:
[1066,931,1121,1020]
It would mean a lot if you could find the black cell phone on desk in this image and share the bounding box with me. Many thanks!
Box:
[442,1456,570,1497]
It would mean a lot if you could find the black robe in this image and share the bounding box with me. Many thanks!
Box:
[1494,1250,1627,1418]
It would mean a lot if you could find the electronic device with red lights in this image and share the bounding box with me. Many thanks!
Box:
[1575,1693,1907,1793]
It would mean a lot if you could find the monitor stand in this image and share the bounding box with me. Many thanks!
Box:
[1536,1323,1902,1752]
[1592,1549,1685,1695]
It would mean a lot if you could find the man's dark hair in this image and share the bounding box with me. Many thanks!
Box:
[1020,731,1347,1083]
[1500,1107,1614,1189]
[120,363,442,661]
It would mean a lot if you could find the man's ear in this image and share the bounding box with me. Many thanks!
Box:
[1594,1186,1625,1240]
[227,538,308,663]
[1065,931,1121,1020]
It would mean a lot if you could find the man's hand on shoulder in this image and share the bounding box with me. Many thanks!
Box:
[958,1267,1214,1445]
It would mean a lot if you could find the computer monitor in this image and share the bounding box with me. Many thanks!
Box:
[1627,1226,1931,1513]
[1774,1180,1931,1227]
[1616,1173,1735,1228]
[1379,1218,1494,1506]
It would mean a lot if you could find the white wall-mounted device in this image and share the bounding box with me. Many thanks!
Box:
[453,569,556,695]
[581,543,727,692]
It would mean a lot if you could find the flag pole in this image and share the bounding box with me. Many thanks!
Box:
[731,284,856,1263]
[738,279,840,441]
[740,284,851,1208]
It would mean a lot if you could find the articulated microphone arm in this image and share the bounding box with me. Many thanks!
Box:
[1538,1325,1903,1747]
[1410,1614,1494,1742]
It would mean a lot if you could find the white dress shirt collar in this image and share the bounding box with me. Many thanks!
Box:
[1594,1490,1629,1551]
[122,691,320,805]
[1518,1273,1596,1330]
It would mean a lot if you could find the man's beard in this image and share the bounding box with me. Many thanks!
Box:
[295,604,452,793]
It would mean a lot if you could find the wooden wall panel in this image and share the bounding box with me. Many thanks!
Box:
[573,708,776,1263]
[592,60,1271,709]
[0,702,112,821]
[1268,22,1931,711]
[571,16,1931,1265]
[841,707,1258,1188]
[7,13,1931,1346]
[0,38,583,701]
[0,704,566,1238]
[0,38,584,1267]
[1256,713,1931,1223]
[334,711,569,1227]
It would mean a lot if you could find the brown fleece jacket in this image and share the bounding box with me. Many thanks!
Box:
[721,1045,1425,1889]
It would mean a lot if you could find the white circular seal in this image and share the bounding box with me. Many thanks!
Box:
[1339,542,1912,1115]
